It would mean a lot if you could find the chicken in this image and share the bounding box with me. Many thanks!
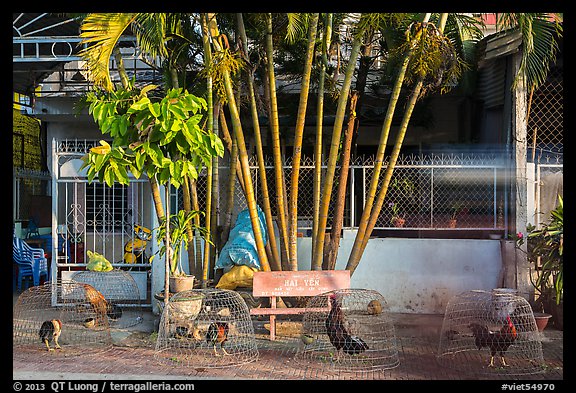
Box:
[82,283,109,324]
[468,315,518,367]
[81,284,122,323]
[206,322,230,356]
[106,303,123,321]
[39,319,62,352]
[325,294,369,356]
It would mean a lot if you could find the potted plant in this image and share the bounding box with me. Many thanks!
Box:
[388,177,414,228]
[517,195,563,330]
[153,209,209,293]
[389,202,406,228]
[448,202,461,228]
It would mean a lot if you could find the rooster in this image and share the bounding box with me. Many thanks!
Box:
[206,322,230,356]
[39,319,62,352]
[81,284,122,324]
[468,315,518,367]
[325,294,369,356]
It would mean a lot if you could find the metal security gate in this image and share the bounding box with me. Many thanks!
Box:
[52,139,154,305]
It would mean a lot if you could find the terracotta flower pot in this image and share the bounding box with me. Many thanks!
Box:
[448,219,457,228]
[392,217,406,228]
[169,275,195,293]
[533,312,552,332]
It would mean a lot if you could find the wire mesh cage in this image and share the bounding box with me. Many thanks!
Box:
[437,289,546,376]
[154,288,259,368]
[70,269,143,328]
[294,288,399,371]
[13,280,113,356]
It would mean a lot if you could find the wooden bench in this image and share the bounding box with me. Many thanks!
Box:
[249,270,350,340]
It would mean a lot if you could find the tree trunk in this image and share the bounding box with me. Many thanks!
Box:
[346,13,446,277]
[207,13,270,272]
[237,13,281,271]
[346,13,432,275]
[311,30,362,269]
[287,13,319,271]
[188,179,203,278]
[326,91,358,270]
[266,13,290,265]
[220,113,239,247]
[312,14,332,269]
[219,108,246,195]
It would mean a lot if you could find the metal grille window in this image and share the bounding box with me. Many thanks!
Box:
[85,183,130,233]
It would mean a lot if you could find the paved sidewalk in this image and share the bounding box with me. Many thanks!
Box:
[13,309,563,382]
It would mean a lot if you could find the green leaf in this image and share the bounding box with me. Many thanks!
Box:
[129,97,151,112]
[139,84,158,97]
[211,133,225,157]
[168,103,187,120]
[148,102,161,118]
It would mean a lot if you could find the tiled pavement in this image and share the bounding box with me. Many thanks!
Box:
[13,308,563,382]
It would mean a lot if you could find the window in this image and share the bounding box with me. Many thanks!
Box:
[86,182,130,233]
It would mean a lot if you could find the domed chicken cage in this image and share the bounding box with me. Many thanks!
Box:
[154,288,259,368]
[70,269,143,328]
[437,289,546,376]
[294,288,399,371]
[13,280,113,356]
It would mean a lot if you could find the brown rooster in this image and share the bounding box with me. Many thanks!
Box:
[468,315,518,367]
[81,283,111,326]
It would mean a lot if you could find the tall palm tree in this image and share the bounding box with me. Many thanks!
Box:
[312,13,332,261]
[287,13,319,270]
[205,13,271,272]
[265,13,291,266]
[237,13,281,271]
[346,14,461,275]
[325,90,358,270]
[345,13,431,272]
[311,14,363,270]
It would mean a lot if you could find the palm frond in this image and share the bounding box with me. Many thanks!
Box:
[497,13,562,90]
[285,13,310,43]
[79,13,137,91]
[129,13,170,59]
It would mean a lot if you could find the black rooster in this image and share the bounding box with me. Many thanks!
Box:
[468,315,518,367]
[206,322,230,356]
[39,319,62,352]
[325,294,369,356]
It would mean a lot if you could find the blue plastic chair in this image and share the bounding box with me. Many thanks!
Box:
[13,236,49,291]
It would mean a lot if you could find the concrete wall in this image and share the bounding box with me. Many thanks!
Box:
[295,233,503,314]
[150,232,503,315]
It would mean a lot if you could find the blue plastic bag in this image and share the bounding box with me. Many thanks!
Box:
[215,205,267,271]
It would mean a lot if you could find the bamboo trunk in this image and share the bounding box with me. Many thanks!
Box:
[206,13,270,271]
[237,13,281,271]
[311,32,362,269]
[326,91,358,270]
[312,13,332,269]
[287,13,319,271]
[266,13,290,265]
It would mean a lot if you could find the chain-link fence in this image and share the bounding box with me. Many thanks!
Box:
[527,66,563,164]
[221,153,509,232]
[13,167,51,225]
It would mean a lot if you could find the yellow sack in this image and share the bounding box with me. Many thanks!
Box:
[86,250,114,272]
[216,265,259,290]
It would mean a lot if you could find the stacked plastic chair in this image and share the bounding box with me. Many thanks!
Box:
[13,235,49,291]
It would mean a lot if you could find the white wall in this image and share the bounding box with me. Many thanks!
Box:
[296,233,502,314]
[150,233,503,315]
